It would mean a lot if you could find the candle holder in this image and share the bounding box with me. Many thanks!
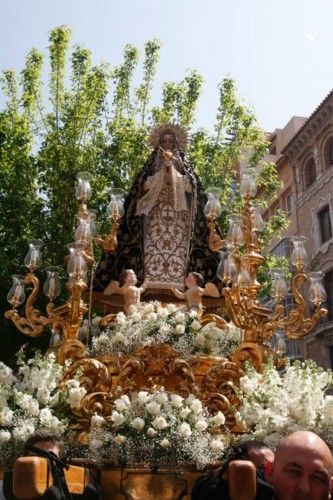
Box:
[96,188,126,252]
[308,272,327,307]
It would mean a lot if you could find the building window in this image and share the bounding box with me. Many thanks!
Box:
[271,238,292,258]
[325,270,333,321]
[285,193,292,215]
[304,158,316,189]
[324,137,333,169]
[318,205,332,244]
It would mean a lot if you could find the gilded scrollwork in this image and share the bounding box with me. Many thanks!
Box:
[117,343,197,397]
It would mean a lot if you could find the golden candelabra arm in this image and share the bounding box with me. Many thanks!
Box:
[4,272,52,337]
[276,272,328,339]
[207,214,226,252]
[95,188,126,253]
[95,217,120,252]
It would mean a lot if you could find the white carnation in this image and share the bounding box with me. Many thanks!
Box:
[127,304,138,315]
[166,303,177,313]
[210,438,225,453]
[146,402,161,415]
[152,416,168,430]
[170,394,183,408]
[91,415,105,428]
[213,411,225,426]
[190,320,202,331]
[114,434,126,445]
[0,430,11,444]
[137,391,150,404]
[39,408,53,426]
[114,395,131,412]
[36,387,51,405]
[0,363,16,386]
[114,332,126,343]
[159,325,172,334]
[177,422,192,438]
[195,420,208,432]
[180,408,191,419]
[160,438,171,449]
[154,392,168,405]
[157,307,169,319]
[12,424,35,442]
[0,407,14,426]
[67,387,86,409]
[175,324,185,335]
[131,417,145,431]
[116,312,127,325]
[175,311,185,323]
[143,303,155,314]
[146,312,158,322]
[147,427,157,437]
[111,411,125,427]
[190,399,203,414]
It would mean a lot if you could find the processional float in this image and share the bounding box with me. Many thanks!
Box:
[4,128,328,499]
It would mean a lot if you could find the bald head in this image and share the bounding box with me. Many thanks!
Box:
[268,431,333,500]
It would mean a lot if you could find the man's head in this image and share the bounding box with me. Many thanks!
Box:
[239,440,274,468]
[267,431,333,500]
[24,430,64,458]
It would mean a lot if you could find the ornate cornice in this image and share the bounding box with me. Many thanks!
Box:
[283,91,333,162]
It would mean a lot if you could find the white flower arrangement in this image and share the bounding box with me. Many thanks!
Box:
[236,359,333,448]
[89,388,228,469]
[90,302,241,358]
[0,351,86,469]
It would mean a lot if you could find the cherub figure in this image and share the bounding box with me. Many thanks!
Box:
[172,272,220,317]
[103,269,147,314]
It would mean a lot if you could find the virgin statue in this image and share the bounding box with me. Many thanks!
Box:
[93,124,221,297]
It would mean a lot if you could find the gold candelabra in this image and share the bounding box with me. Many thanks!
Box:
[5,170,328,370]
[204,171,327,368]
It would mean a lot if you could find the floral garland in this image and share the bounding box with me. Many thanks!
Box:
[0,351,87,469]
[236,359,333,449]
[88,302,241,358]
[89,388,228,469]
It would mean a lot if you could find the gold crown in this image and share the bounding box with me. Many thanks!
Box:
[149,123,188,151]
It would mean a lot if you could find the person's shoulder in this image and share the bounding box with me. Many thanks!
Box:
[256,478,274,500]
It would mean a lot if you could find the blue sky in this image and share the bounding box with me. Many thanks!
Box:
[1,0,333,132]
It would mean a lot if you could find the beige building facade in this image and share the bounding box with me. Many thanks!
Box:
[264,91,333,367]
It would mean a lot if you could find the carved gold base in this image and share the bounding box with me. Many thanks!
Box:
[61,344,245,439]
[100,466,205,500]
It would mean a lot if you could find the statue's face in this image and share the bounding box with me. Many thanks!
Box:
[186,273,197,288]
[161,133,175,152]
[126,270,137,285]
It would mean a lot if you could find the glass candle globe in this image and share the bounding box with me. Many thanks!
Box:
[24,240,43,271]
[43,267,61,301]
[74,218,93,245]
[67,242,88,280]
[308,271,327,307]
[75,172,92,202]
[291,236,308,270]
[270,269,288,301]
[251,206,265,232]
[240,172,257,198]
[7,275,26,307]
[204,189,222,218]
[226,215,244,246]
[106,188,126,219]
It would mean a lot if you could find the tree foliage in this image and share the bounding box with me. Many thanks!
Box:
[0,26,285,363]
